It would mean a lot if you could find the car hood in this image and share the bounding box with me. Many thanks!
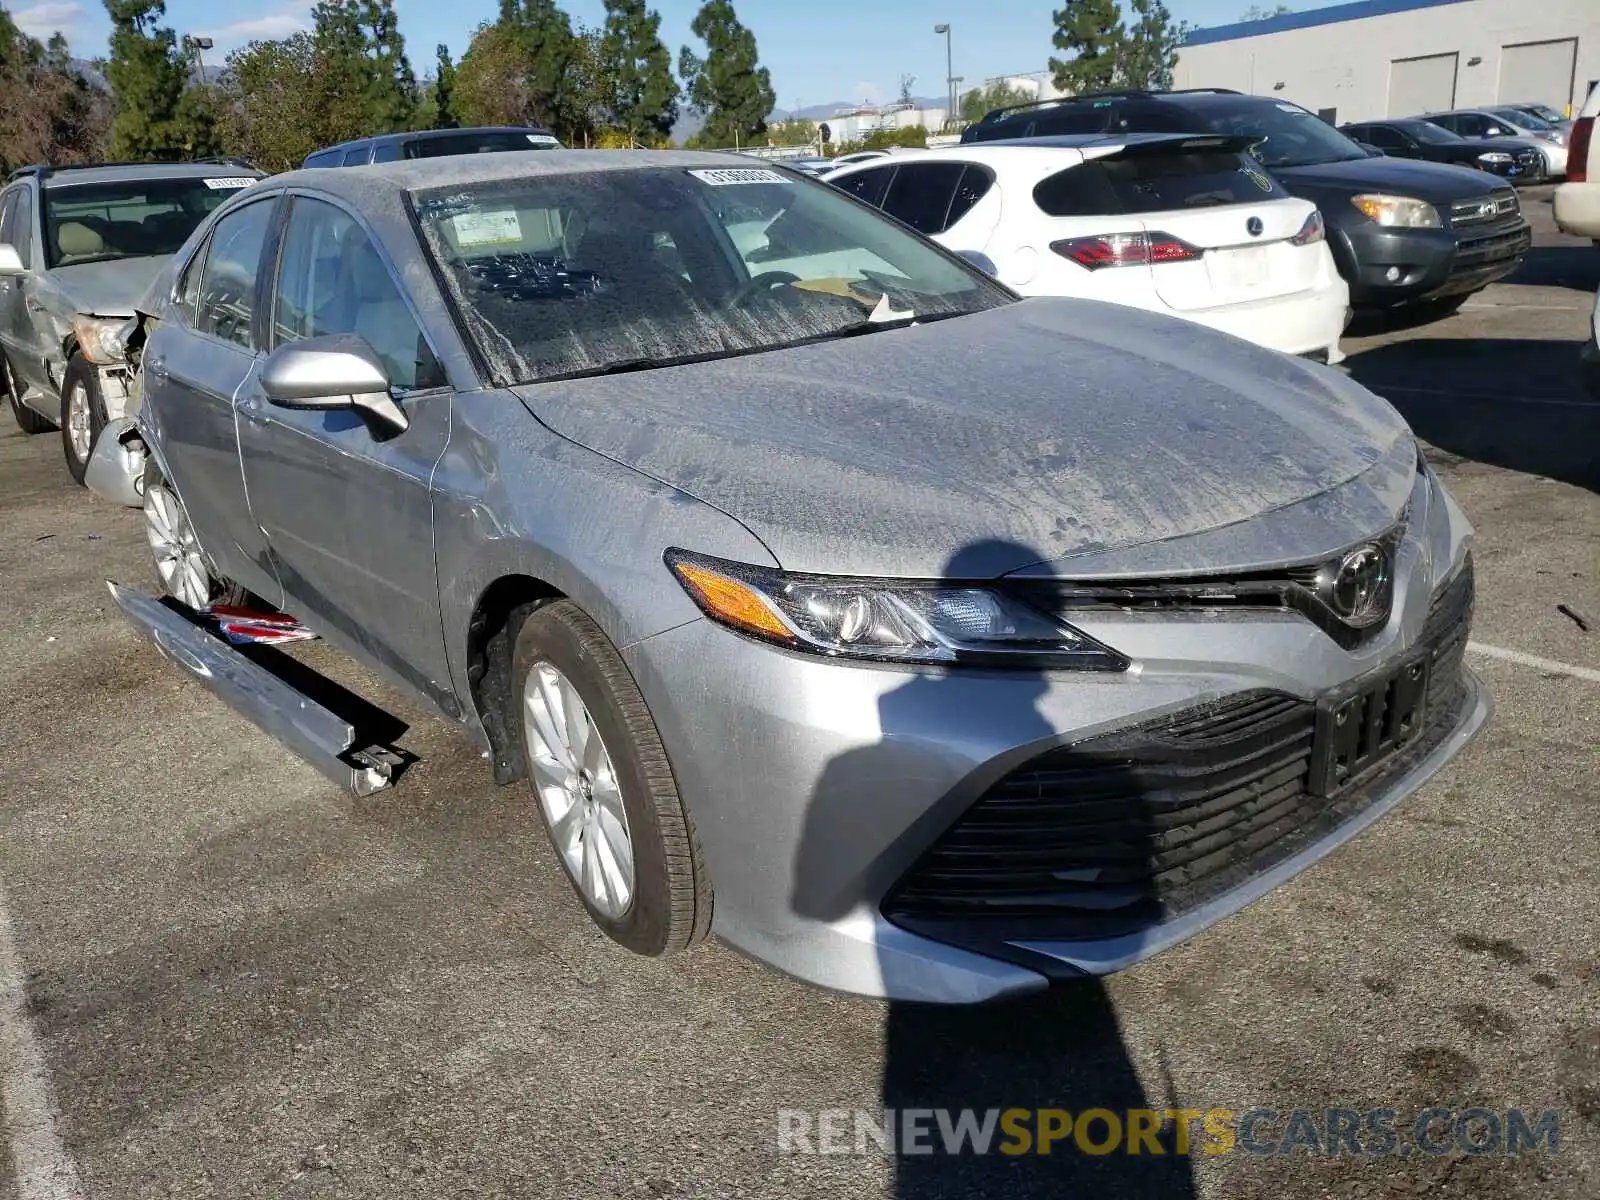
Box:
[49,255,167,316]
[1275,155,1508,200]
[513,298,1414,579]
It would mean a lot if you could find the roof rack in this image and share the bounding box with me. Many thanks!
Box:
[7,157,261,183]
[975,87,1241,122]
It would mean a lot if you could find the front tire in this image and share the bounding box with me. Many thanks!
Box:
[511,600,711,956]
[141,460,245,611]
[60,353,107,484]
[2,349,53,435]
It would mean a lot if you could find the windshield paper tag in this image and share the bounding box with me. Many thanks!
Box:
[203,177,256,189]
[526,134,560,145]
[451,210,523,248]
[688,168,788,186]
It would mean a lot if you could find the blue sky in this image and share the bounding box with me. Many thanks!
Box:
[19,0,1340,108]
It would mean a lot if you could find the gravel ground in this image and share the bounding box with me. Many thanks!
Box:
[0,187,1595,1200]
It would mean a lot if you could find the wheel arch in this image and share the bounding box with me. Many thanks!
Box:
[464,573,567,786]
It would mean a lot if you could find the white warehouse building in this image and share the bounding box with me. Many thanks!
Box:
[1174,0,1600,125]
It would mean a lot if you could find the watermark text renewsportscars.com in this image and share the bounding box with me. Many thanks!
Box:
[776,1106,1562,1158]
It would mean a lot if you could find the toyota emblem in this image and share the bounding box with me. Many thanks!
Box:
[1324,545,1390,627]
[1246,216,1264,237]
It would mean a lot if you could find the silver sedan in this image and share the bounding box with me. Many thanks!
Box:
[92,150,1488,1003]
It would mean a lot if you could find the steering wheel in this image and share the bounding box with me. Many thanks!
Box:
[723,269,801,311]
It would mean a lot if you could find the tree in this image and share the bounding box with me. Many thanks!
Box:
[104,0,193,158]
[679,0,774,148]
[495,0,576,131]
[600,0,678,146]
[0,17,110,171]
[1119,0,1187,91]
[310,0,417,144]
[1049,0,1187,96]
[217,33,323,172]
[454,21,536,128]
[431,43,458,128]
[959,80,1031,124]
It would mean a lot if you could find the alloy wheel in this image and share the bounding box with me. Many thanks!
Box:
[65,379,91,462]
[143,481,211,610]
[522,660,636,918]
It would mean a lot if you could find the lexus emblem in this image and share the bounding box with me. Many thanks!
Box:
[1324,545,1390,627]
[1246,216,1264,237]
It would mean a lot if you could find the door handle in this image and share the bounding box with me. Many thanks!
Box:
[24,298,46,313]
[146,356,169,379]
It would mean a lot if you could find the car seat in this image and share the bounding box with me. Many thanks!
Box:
[329,234,421,387]
[54,221,105,264]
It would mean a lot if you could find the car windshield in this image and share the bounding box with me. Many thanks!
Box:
[42,175,255,269]
[1401,120,1462,145]
[414,165,1011,384]
[1196,98,1367,167]
[1490,108,1548,130]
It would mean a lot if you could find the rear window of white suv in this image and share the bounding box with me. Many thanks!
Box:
[1034,148,1288,216]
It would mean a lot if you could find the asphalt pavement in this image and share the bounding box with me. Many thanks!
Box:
[0,186,1595,1199]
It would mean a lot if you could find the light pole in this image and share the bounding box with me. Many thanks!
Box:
[934,23,953,127]
[185,35,214,82]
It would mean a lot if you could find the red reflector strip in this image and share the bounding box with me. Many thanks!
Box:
[1568,117,1592,183]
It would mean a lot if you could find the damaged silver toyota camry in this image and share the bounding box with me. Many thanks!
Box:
[89,150,1488,1003]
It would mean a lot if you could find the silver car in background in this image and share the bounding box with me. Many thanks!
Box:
[0,161,262,481]
[94,151,1488,1003]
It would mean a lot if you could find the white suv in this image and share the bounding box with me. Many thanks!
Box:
[829,135,1349,362]
[1554,83,1600,242]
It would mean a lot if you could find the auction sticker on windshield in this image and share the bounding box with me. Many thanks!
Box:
[203,177,257,189]
[451,210,523,249]
[688,168,790,186]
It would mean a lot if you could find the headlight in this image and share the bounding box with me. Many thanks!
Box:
[1350,194,1441,228]
[71,315,130,365]
[1535,131,1563,145]
[1477,151,1514,164]
[666,549,1128,670]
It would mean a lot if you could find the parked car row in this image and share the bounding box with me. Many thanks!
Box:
[1338,116,1548,181]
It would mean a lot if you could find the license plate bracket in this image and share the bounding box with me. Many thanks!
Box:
[1309,652,1430,796]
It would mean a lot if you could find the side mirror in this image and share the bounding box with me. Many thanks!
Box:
[259,334,408,433]
[1485,126,1503,137]
[956,249,999,277]
[0,243,27,276]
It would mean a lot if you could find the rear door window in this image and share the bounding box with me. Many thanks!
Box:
[1034,149,1287,217]
[881,162,968,234]
[945,166,997,230]
[834,165,894,209]
[342,146,372,166]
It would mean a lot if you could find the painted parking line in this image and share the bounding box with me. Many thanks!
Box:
[0,879,85,1200]
[1468,641,1600,684]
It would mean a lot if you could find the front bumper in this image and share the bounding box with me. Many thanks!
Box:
[623,480,1483,1003]
[1338,220,1530,307]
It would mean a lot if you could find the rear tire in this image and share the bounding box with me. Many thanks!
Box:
[510,600,711,956]
[141,459,246,610]
[60,353,107,484]
[2,350,53,435]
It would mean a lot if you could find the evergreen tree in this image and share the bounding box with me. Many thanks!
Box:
[432,43,458,128]
[600,0,678,146]
[104,0,191,158]
[496,0,575,131]
[311,0,416,144]
[678,0,773,148]
[1119,0,1186,90]
[455,22,532,128]
[218,33,322,172]
[1048,0,1124,95]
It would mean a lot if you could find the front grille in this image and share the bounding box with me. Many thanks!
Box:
[1450,191,1520,226]
[1452,227,1532,271]
[883,556,1476,947]
[1515,150,1543,172]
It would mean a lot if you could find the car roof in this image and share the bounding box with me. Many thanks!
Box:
[37,162,264,190]
[313,126,555,155]
[271,148,783,197]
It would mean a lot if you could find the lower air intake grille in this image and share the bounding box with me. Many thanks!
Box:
[883,557,1475,946]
